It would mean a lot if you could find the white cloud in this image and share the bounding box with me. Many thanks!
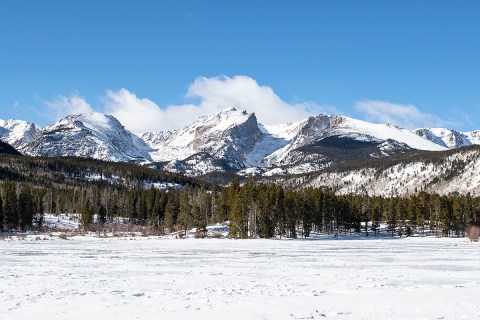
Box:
[102,75,336,132]
[44,92,93,121]
[354,100,457,129]
[41,76,339,133]
[102,89,167,133]
[184,75,314,124]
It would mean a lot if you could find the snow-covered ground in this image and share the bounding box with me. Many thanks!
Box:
[1,237,479,320]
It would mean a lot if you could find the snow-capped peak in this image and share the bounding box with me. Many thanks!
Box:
[412,127,480,150]
[0,118,38,149]
[3,107,480,180]
[333,116,447,151]
[144,108,262,168]
[22,112,152,162]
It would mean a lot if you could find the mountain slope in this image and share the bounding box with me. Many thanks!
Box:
[142,110,446,177]
[239,114,446,176]
[413,128,470,148]
[0,140,21,155]
[142,108,263,173]
[0,119,38,149]
[22,113,152,162]
[2,109,478,185]
[303,145,480,196]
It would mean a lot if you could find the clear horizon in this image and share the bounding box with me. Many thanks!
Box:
[1,1,479,132]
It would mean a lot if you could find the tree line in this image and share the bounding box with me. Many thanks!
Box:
[1,177,479,238]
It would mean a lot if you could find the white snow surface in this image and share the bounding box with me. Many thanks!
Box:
[261,120,307,140]
[465,130,480,145]
[413,127,480,149]
[43,213,80,230]
[1,237,478,320]
[331,117,446,151]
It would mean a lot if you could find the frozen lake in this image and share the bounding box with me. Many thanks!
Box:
[1,237,479,319]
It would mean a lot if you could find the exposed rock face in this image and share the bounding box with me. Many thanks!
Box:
[143,108,263,174]
[252,114,444,176]
[413,128,472,149]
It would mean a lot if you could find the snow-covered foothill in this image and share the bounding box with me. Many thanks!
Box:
[307,147,480,196]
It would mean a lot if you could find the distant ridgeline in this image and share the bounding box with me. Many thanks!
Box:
[0,154,479,239]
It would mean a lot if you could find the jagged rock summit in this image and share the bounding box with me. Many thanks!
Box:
[142,107,262,174]
[413,128,480,149]
[1,108,479,179]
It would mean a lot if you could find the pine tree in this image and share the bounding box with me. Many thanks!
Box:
[440,195,452,237]
[452,195,464,236]
[97,205,107,224]
[178,190,192,235]
[371,198,381,236]
[33,191,45,230]
[229,188,248,238]
[137,193,148,223]
[407,197,417,235]
[257,187,275,238]
[218,188,230,222]
[463,193,474,230]
[284,190,297,238]
[79,202,93,230]
[275,186,286,238]
[164,192,179,232]
[3,182,18,231]
[18,184,34,231]
[386,198,397,237]
[361,196,371,236]
[0,192,3,231]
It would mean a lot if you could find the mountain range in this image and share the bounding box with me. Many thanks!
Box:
[1,108,479,194]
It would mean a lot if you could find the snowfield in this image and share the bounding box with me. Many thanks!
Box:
[1,237,479,320]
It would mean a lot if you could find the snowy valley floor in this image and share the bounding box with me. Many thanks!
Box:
[1,237,479,320]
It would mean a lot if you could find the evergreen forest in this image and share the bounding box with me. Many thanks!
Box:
[0,154,479,238]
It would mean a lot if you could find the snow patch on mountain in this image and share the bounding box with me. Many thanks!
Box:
[143,107,262,172]
[465,130,480,145]
[23,112,152,162]
[3,108,479,183]
[334,117,446,151]
[413,128,473,149]
[246,115,446,176]
[0,119,38,149]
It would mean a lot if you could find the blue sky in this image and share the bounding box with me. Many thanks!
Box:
[1,0,479,132]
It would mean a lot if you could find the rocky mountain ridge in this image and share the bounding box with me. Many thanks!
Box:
[413,127,480,149]
[1,109,479,181]
[8,113,152,162]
